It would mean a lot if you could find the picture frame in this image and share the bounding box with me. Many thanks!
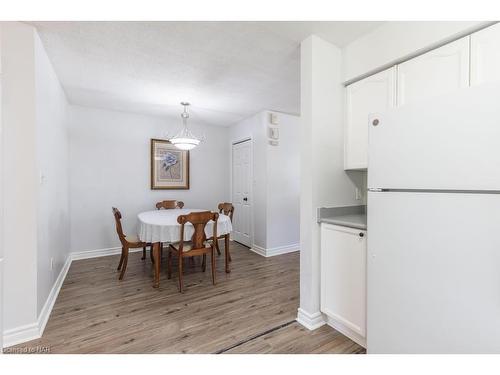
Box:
[150,139,190,190]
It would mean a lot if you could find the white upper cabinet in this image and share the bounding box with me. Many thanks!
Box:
[471,23,500,86]
[397,37,470,107]
[344,67,396,170]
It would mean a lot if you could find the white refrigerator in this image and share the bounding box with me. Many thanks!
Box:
[367,83,500,353]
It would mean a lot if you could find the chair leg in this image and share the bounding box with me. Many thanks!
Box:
[211,247,216,285]
[119,247,129,280]
[214,239,221,255]
[167,250,172,279]
[150,244,155,264]
[224,235,231,273]
[117,247,125,270]
[202,254,206,272]
[226,234,232,263]
[215,239,221,255]
[141,247,146,260]
[178,254,184,293]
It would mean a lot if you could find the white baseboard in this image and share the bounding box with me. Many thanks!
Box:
[325,315,366,348]
[296,308,326,330]
[2,322,40,348]
[249,244,266,257]
[3,245,144,348]
[71,246,141,261]
[38,256,72,336]
[3,255,72,348]
[250,243,299,257]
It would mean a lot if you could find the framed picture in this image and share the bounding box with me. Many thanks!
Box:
[150,139,190,189]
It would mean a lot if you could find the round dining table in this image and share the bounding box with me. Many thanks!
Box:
[137,208,233,288]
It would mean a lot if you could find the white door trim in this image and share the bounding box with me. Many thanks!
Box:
[230,137,253,247]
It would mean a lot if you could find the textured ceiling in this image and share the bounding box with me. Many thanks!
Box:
[32,21,383,126]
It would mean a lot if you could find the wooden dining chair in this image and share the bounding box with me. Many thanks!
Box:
[112,207,147,280]
[168,211,219,293]
[155,200,183,257]
[218,202,235,221]
[213,203,234,260]
[155,200,184,210]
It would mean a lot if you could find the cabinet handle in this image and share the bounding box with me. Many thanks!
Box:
[372,119,379,126]
[359,232,364,237]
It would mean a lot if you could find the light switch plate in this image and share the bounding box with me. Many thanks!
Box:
[355,188,361,200]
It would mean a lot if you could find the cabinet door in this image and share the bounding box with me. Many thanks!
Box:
[471,23,500,86]
[397,37,470,107]
[321,224,367,337]
[344,68,395,170]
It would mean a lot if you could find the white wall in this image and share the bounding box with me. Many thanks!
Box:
[0,23,4,351]
[298,35,360,327]
[342,21,491,82]
[34,32,70,316]
[1,22,39,333]
[229,110,300,253]
[68,105,230,253]
[229,112,267,248]
[266,112,300,250]
[1,22,71,342]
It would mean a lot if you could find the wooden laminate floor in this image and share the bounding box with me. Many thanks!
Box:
[9,242,365,354]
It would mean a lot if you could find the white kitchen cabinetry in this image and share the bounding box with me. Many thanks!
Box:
[320,223,367,347]
[397,37,470,107]
[344,68,395,170]
[471,23,500,86]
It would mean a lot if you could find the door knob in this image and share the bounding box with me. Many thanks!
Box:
[372,119,379,126]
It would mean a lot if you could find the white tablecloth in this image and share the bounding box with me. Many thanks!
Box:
[137,208,232,243]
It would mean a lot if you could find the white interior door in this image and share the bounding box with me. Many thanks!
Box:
[232,140,252,247]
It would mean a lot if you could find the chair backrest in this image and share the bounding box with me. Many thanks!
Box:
[177,211,219,251]
[156,200,184,210]
[112,207,126,244]
[218,202,234,222]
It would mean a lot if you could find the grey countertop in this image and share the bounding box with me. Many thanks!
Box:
[317,205,367,230]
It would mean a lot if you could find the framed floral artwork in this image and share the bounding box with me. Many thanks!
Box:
[150,139,190,189]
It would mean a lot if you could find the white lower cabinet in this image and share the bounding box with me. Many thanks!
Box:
[320,223,367,347]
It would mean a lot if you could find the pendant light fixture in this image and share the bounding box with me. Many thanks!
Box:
[169,102,201,150]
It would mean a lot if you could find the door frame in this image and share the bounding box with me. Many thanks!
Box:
[230,137,254,248]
